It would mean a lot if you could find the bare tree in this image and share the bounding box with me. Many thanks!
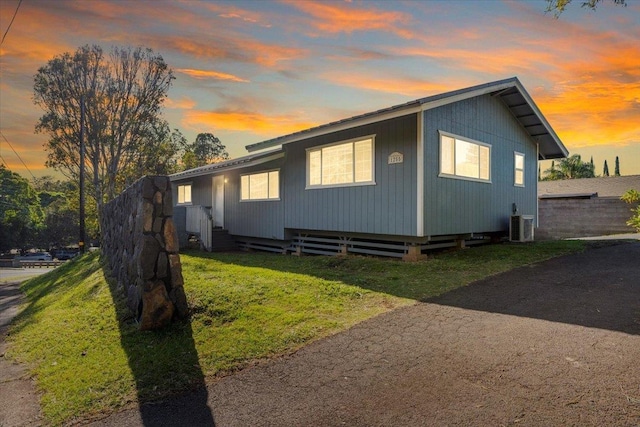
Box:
[34,45,175,212]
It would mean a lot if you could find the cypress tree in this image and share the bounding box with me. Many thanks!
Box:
[603,160,609,176]
[615,156,620,176]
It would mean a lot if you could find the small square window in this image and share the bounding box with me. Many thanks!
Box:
[177,184,192,204]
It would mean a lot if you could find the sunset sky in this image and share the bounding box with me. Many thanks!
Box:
[1,0,639,180]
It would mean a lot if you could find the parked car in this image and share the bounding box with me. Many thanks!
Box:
[15,252,52,261]
[53,249,79,260]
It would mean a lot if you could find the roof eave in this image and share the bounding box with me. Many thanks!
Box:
[245,102,422,153]
[245,77,569,160]
[169,150,285,181]
[509,79,569,160]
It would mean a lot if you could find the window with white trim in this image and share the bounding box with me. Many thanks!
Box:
[307,136,374,188]
[439,132,491,182]
[241,170,279,201]
[177,183,192,204]
[514,152,525,186]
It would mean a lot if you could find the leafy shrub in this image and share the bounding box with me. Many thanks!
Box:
[621,189,640,232]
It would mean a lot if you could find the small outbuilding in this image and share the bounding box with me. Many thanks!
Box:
[171,77,568,259]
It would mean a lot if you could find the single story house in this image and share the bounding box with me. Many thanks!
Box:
[537,175,640,239]
[170,77,568,259]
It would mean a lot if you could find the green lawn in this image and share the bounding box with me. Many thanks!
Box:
[6,240,592,424]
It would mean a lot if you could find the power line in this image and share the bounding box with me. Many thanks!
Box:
[0,130,37,181]
[1,0,23,46]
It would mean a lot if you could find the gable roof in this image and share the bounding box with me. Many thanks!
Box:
[246,77,568,160]
[538,175,640,198]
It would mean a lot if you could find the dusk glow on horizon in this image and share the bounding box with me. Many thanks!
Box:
[1,0,639,179]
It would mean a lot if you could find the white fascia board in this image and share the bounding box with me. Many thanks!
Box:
[510,80,569,158]
[246,105,422,152]
[419,80,518,112]
[419,79,568,159]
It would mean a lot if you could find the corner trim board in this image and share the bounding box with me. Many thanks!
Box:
[416,111,424,237]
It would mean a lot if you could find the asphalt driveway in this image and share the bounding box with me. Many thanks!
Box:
[89,241,640,427]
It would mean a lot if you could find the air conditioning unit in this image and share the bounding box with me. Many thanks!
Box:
[510,215,534,242]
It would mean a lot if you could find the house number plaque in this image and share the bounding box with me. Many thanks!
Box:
[388,152,403,164]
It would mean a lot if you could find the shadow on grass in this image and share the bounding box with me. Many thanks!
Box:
[183,240,640,337]
[102,263,216,426]
[9,256,100,336]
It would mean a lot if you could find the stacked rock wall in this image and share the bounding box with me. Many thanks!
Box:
[100,176,188,330]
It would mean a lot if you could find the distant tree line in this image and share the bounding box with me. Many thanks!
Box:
[1,129,229,251]
[540,154,622,181]
[601,156,621,177]
[0,165,78,252]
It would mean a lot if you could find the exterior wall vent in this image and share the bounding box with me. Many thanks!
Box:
[510,215,534,242]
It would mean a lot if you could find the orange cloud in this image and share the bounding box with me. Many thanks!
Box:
[0,128,52,177]
[207,4,272,28]
[0,39,69,66]
[286,1,414,39]
[226,38,305,68]
[161,36,305,68]
[322,72,468,99]
[396,44,558,75]
[164,97,197,110]
[537,84,640,149]
[533,38,640,148]
[326,47,396,62]
[183,109,317,136]
[176,68,249,83]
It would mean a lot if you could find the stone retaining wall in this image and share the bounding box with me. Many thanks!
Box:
[100,176,188,330]
[537,196,634,240]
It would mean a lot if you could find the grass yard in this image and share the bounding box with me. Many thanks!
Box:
[6,240,590,424]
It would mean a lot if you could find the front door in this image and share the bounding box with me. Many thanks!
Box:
[212,175,224,228]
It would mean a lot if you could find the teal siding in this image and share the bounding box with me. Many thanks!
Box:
[171,158,285,240]
[192,175,212,206]
[224,158,285,240]
[423,94,538,236]
[172,174,212,207]
[173,92,542,243]
[283,114,418,236]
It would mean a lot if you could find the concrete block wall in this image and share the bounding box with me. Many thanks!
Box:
[100,176,188,330]
[537,197,634,240]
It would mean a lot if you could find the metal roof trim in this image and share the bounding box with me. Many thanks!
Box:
[169,149,284,181]
[244,77,568,160]
[245,102,422,152]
